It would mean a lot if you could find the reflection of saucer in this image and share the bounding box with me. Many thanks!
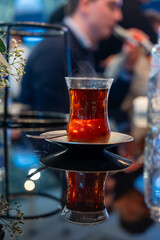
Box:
[40,130,133,172]
[40,148,132,172]
[41,130,133,147]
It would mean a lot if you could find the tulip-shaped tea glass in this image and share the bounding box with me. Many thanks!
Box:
[63,77,113,224]
[62,171,108,224]
[65,77,113,142]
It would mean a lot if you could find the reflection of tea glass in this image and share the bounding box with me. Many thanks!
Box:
[65,77,113,142]
[62,171,108,224]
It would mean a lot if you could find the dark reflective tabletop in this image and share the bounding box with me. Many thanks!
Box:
[0,119,160,240]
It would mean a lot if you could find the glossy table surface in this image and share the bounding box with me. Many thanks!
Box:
[0,116,159,240]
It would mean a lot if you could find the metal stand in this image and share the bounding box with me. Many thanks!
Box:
[0,22,71,219]
[2,125,65,220]
[0,22,71,127]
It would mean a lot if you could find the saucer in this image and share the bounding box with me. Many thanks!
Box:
[41,130,133,147]
[40,130,133,172]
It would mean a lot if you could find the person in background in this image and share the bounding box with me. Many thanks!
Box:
[104,6,160,236]
[104,28,150,124]
[145,9,160,34]
[121,0,157,43]
[19,0,123,113]
[104,7,160,129]
[95,0,157,63]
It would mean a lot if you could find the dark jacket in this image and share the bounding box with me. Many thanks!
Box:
[19,27,130,122]
[19,28,99,113]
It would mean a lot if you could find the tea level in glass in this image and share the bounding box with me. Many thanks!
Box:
[67,89,110,141]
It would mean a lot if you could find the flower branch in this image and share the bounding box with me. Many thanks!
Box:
[0,196,24,239]
[0,36,26,97]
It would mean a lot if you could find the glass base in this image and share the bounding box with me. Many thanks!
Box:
[61,206,109,225]
[150,207,160,222]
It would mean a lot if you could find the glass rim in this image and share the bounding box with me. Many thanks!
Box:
[65,77,114,81]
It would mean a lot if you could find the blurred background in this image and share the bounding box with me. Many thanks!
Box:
[0,0,66,23]
[1,0,160,240]
[1,0,159,23]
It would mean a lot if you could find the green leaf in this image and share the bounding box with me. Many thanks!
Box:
[0,229,5,240]
[0,39,6,53]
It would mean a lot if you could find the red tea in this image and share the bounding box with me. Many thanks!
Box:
[67,89,110,141]
[66,172,107,212]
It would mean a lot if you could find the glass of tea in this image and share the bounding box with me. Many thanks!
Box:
[65,77,113,142]
[62,171,108,224]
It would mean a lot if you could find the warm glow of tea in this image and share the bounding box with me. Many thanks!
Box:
[67,89,110,141]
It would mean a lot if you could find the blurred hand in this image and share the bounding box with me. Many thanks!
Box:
[100,54,116,69]
[101,28,149,73]
[122,28,149,72]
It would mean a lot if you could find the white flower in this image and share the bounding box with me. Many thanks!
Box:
[19,48,25,53]
[5,80,9,85]
[0,35,26,98]
[18,69,23,77]
[11,39,17,44]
